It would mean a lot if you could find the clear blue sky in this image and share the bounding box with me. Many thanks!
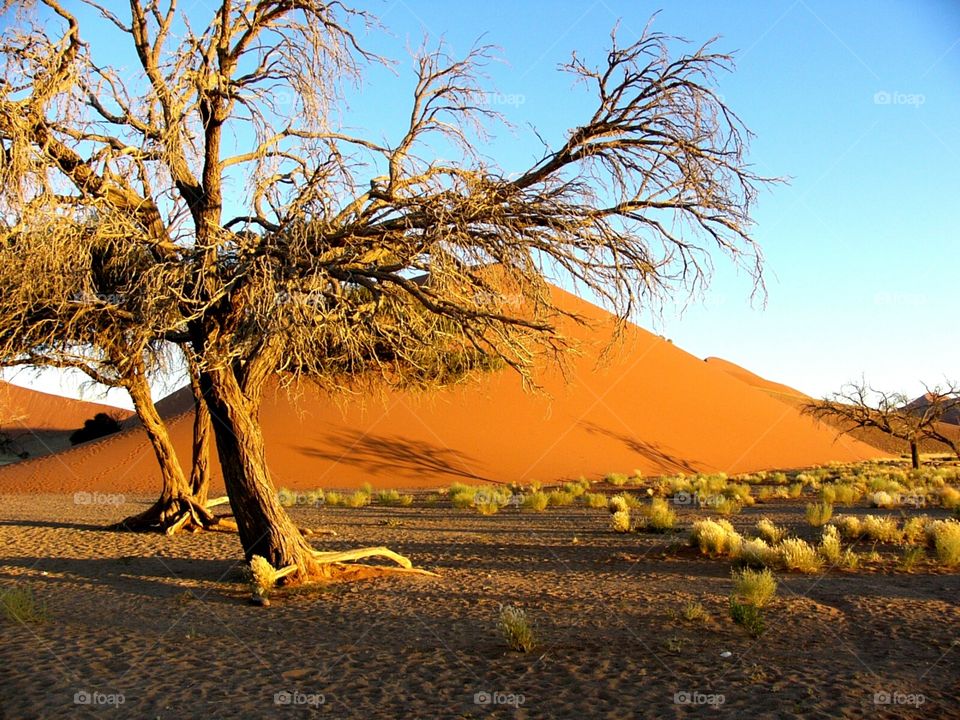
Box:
[3,0,958,406]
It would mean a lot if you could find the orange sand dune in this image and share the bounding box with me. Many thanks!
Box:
[0,288,884,494]
[0,380,134,462]
[0,380,132,431]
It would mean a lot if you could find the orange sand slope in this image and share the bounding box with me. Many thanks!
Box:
[704,357,811,402]
[0,380,131,431]
[0,288,884,494]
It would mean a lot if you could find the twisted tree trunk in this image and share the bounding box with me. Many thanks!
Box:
[201,366,318,576]
[188,357,212,505]
[112,369,219,533]
[200,365,429,586]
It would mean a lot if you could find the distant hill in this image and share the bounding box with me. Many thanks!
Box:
[705,362,956,458]
[905,392,960,425]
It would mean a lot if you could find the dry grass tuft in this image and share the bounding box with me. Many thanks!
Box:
[498,605,535,652]
[778,538,823,573]
[731,567,777,608]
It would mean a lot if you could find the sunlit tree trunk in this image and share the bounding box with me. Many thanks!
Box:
[113,362,218,532]
[200,366,317,577]
[188,357,212,505]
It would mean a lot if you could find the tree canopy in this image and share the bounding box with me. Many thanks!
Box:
[0,1,773,582]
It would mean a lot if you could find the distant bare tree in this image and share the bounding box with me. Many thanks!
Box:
[805,380,960,469]
[1,1,773,583]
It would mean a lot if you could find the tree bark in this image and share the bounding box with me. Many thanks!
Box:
[910,439,920,470]
[188,357,212,505]
[112,369,218,533]
[200,366,318,579]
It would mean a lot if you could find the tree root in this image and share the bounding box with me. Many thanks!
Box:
[111,496,231,534]
[113,496,339,538]
[306,546,439,582]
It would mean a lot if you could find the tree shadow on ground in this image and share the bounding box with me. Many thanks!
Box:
[0,555,245,602]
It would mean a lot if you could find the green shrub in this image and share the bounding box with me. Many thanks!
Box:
[582,492,608,509]
[898,545,926,571]
[902,516,928,545]
[867,491,897,509]
[861,515,902,543]
[278,487,297,507]
[608,494,630,514]
[610,509,632,533]
[449,484,477,508]
[821,482,861,506]
[755,518,787,545]
[522,491,549,512]
[818,525,842,564]
[324,491,343,507]
[929,520,960,566]
[475,500,501,516]
[681,601,708,622]
[841,548,860,569]
[729,598,764,637]
[833,515,861,540]
[712,497,742,516]
[547,490,576,507]
[376,489,401,505]
[939,486,960,509]
[605,472,629,487]
[690,519,740,556]
[344,490,371,508]
[563,481,587,498]
[779,538,823,573]
[731,567,777,607]
[736,538,777,568]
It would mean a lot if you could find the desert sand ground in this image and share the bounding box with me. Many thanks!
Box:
[1,473,958,719]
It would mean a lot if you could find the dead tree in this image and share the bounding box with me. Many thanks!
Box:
[1,2,773,583]
[805,380,960,469]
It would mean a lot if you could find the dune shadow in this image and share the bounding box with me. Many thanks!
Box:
[580,421,702,474]
[297,429,492,483]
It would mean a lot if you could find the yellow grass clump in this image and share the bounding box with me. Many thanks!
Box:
[731,567,777,608]
[755,518,787,545]
[690,519,740,556]
[610,509,632,533]
[927,520,960,567]
[778,538,823,573]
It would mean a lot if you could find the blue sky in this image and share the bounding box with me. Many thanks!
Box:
[3,0,958,406]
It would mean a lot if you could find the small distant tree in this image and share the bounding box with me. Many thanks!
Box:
[69,411,123,445]
[806,380,960,469]
[1,2,774,583]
